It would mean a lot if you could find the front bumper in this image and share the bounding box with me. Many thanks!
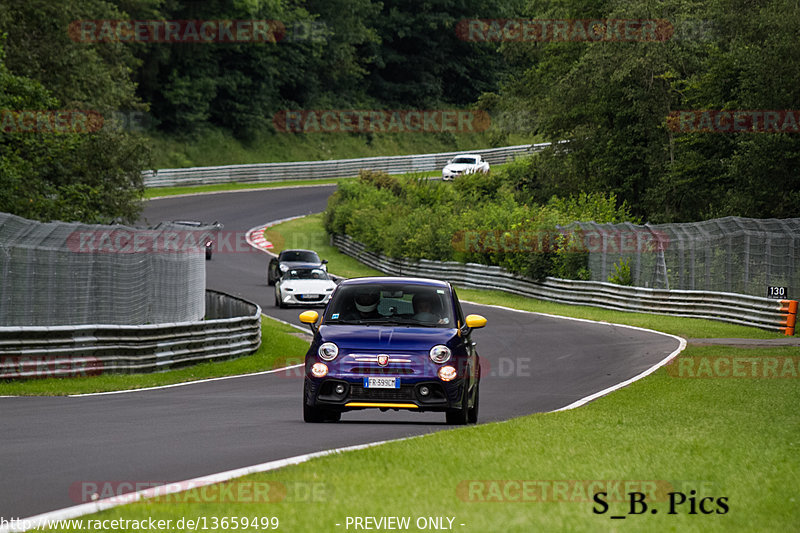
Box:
[278,292,331,307]
[442,171,461,181]
[305,376,466,412]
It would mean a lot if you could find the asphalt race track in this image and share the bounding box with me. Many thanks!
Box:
[0,185,681,520]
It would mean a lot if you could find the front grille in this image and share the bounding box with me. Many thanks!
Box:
[349,366,414,375]
[296,294,324,301]
[350,385,415,401]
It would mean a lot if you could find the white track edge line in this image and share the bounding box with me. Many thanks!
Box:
[4,301,688,530]
[0,437,419,533]
[458,299,688,410]
[65,363,304,397]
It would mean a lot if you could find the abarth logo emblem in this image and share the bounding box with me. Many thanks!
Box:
[377,354,389,366]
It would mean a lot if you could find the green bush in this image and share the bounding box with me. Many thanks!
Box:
[608,258,634,286]
[324,166,638,280]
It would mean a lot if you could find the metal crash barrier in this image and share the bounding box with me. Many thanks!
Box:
[0,290,261,379]
[332,234,798,334]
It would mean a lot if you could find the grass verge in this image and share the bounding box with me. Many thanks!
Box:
[144,172,444,199]
[0,316,309,397]
[61,344,798,532]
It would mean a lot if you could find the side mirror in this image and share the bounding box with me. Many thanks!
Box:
[299,310,320,333]
[465,314,487,329]
[322,259,328,264]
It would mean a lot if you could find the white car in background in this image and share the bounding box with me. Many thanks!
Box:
[274,267,337,308]
[442,154,490,180]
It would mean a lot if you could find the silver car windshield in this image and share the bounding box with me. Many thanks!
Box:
[451,157,477,164]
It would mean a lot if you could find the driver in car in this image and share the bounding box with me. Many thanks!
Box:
[412,292,445,324]
[341,289,382,320]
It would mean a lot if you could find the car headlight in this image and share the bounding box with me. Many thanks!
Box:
[279,264,289,272]
[429,345,451,364]
[318,342,339,361]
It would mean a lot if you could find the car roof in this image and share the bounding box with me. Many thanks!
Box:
[338,276,451,290]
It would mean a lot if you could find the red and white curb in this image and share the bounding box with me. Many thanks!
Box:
[246,226,273,251]
[245,215,307,256]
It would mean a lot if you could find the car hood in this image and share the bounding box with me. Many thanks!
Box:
[280,279,336,291]
[318,325,457,351]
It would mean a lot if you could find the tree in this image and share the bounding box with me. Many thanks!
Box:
[365,0,510,107]
[0,0,151,223]
[493,0,800,222]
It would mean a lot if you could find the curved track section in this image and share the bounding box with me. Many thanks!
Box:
[0,185,681,519]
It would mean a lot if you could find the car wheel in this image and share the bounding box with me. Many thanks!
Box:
[205,248,212,260]
[274,290,280,307]
[467,381,480,424]
[267,261,276,285]
[303,402,327,423]
[303,402,340,423]
[446,383,470,425]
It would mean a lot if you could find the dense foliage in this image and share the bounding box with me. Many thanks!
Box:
[489,0,800,222]
[324,169,636,280]
[0,0,797,224]
[0,0,150,223]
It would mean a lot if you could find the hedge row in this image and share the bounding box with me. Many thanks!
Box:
[323,161,637,280]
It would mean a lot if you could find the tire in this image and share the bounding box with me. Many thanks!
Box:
[267,261,276,285]
[274,290,280,308]
[446,383,470,425]
[467,381,480,424]
[205,248,212,260]
[303,402,341,423]
[303,402,327,423]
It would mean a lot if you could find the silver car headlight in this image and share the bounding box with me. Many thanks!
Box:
[279,263,289,272]
[318,342,339,361]
[429,345,451,364]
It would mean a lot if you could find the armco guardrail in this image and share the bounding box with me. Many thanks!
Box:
[0,290,261,379]
[143,143,550,187]
[332,234,798,334]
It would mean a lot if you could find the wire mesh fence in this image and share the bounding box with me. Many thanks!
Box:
[0,213,208,326]
[567,217,800,298]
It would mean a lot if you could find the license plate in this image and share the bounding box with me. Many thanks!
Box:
[363,377,399,389]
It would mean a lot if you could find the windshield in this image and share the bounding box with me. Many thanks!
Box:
[324,284,454,327]
[451,157,477,164]
[281,268,329,281]
[279,250,320,263]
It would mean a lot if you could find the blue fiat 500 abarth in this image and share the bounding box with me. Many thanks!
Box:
[299,277,486,424]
